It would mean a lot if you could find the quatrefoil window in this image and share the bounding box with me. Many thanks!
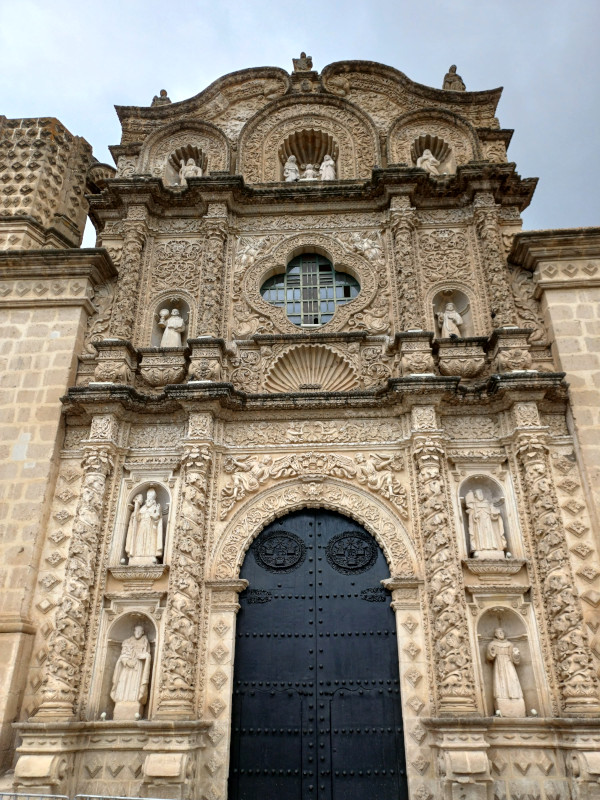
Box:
[260,253,360,327]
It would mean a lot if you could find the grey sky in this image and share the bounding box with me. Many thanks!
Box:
[1,0,599,243]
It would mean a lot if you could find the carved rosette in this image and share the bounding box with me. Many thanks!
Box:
[412,434,477,713]
[515,433,600,713]
[156,445,213,717]
[473,196,517,327]
[198,220,227,337]
[390,204,423,330]
[109,218,147,340]
[37,446,114,718]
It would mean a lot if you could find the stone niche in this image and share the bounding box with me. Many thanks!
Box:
[150,296,191,348]
[433,287,474,339]
[111,480,171,569]
[477,608,539,718]
[459,475,511,559]
[94,612,157,721]
[278,128,339,180]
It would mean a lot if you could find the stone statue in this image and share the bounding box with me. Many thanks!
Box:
[110,624,152,719]
[416,149,441,176]
[300,164,319,181]
[437,302,463,338]
[125,488,164,565]
[151,89,171,107]
[465,489,507,559]
[319,155,336,180]
[486,627,526,717]
[443,65,466,91]
[158,308,186,347]
[178,158,202,186]
[283,155,300,182]
[293,51,313,72]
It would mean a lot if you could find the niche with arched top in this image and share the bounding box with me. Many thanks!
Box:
[459,475,509,559]
[116,482,171,567]
[165,144,208,186]
[150,297,190,347]
[411,134,455,175]
[279,129,339,180]
[97,613,157,720]
[432,288,473,338]
[477,608,538,717]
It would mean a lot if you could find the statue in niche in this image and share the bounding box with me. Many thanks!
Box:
[158,308,186,347]
[125,487,164,565]
[319,155,336,180]
[437,302,464,338]
[300,163,319,181]
[465,489,507,559]
[110,624,152,720]
[443,65,466,91]
[283,155,300,182]
[417,149,441,176]
[178,157,203,186]
[486,627,526,717]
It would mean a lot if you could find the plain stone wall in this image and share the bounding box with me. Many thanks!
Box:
[0,302,88,768]
[539,284,600,520]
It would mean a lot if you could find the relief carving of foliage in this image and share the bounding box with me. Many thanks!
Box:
[145,129,228,177]
[507,264,547,343]
[223,419,406,447]
[443,416,499,440]
[390,118,473,167]
[417,229,471,284]
[128,424,186,449]
[83,279,117,354]
[151,239,203,298]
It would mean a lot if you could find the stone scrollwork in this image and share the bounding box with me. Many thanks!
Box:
[412,435,477,712]
[156,446,212,717]
[220,451,408,520]
[212,480,417,581]
[515,433,600,713]
[37,446,114,718]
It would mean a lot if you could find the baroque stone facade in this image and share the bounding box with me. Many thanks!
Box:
[1,56,599,800]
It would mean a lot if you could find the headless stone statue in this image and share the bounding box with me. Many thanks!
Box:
[110,624,152,719]
[486,627,526,717]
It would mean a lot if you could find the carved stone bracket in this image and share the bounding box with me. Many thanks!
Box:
[514,428,600,714]
[412,431,478,714]
[436,338,486,379]
[397,331,435,375]
[36,445,114,719]
[188,337,226,382]
[139,347,188,387]
[155,445,213,718]
[487,327,533,373]
[92,339,139,385]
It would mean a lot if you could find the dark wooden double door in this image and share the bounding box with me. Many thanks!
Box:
[228,509,408,800]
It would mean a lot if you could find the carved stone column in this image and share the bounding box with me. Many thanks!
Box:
[155,418,214,719]
[513,402,600,714]
[199,204,228,337]
[35,443,114,719]
[410,406,478,714]
[473,193,517,327]
[109,210,147,341]
[390,197,424,331]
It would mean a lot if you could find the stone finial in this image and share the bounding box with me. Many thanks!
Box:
[443,65,466,91]
[293,51,313,72]
[151,89,171,106]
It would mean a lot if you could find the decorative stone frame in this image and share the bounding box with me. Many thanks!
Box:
[137,120,231,180]
[237,233,382,336]
[199,478,427,800]
[427,281,483,338]
[388,108,482,170]
[145,289,195,348]
[238,95,380,183]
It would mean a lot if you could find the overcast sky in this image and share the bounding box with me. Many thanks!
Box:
[1,0,598,245]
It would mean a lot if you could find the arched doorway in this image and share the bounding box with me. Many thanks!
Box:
[228,508,408,800]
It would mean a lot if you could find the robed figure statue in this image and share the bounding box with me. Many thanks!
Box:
[486,627,526,717]
[125,488,164,565]
[465,489,507,559]
[110,624,152,719]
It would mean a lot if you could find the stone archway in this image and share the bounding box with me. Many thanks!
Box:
[200,479,427,800]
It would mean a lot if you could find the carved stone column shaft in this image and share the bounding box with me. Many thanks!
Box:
[198,220,227,337]
[390,204,423,331]
[412,432,478,714]
[515,432,600,713]
[156,445,213,718]
[109,218,146,341]
[473,195,517,327]
[37,445,114,718]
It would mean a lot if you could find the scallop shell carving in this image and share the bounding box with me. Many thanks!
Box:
[279,129,339,171]
[264,346,358,393]
[410,134,452,166]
